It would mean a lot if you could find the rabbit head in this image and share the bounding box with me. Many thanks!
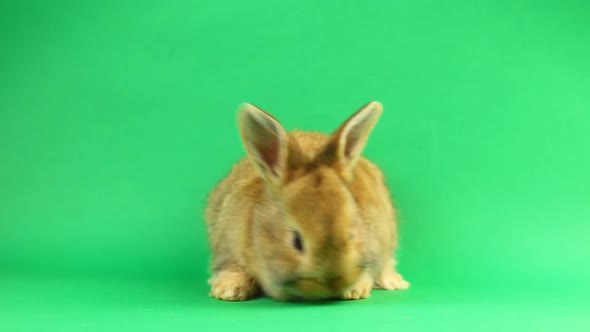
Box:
[236,101,384,300]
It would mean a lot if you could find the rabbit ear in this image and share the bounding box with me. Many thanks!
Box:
[320,101,383,176]
[237,103,289,184]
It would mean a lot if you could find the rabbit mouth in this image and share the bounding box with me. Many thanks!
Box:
[280,267,364,300]
[282,278,337,300]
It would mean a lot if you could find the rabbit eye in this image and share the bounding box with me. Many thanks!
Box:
[292,231,304,253]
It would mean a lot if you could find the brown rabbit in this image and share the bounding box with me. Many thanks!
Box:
[204,101,409,301]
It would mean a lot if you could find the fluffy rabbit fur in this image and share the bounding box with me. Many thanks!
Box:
[204,101,409,301]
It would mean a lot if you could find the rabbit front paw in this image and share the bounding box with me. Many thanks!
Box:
[208,270,258,301]
[342,273,373,300]
[375,270,410,290]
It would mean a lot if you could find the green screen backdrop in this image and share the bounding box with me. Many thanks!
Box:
[1,0,589,331]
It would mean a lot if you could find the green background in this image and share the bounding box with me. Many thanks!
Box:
[1,0,589,330]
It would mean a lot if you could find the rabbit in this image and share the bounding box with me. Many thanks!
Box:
[204,101,409,302]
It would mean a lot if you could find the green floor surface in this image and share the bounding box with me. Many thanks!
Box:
[2,273,589,331]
